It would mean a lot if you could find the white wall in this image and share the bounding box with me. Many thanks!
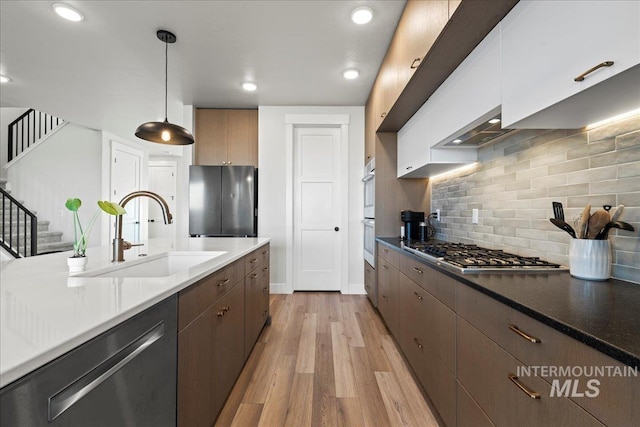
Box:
[258,106,365,294]
[6,123,103,248]
[0,108,29,179]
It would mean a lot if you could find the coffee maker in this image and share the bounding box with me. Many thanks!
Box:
[401,210,425,240]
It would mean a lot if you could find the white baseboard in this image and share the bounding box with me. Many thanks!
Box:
[269,282,292,294]
[344,282,366,295]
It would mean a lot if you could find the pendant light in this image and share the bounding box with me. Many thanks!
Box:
[135,30,195,145]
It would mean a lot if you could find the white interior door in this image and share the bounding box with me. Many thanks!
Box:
[148,162,176,239]
[293,126,342,291]
[111,143,142,243]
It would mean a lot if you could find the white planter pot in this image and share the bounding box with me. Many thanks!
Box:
[67,256,88,274]
[569,239,611,281]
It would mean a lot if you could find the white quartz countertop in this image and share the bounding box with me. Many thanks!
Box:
[0,237,270,388]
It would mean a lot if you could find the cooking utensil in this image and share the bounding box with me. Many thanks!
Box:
[549,218,577,238]
[552,202,565,220]
[587,210,611,239]
[578,204,591,239]
[610,204,625,223]
[594,221,635,240]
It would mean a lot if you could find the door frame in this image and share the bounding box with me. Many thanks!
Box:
[109,141,144,242]
[148,160,178,240]
[285,114,349,294]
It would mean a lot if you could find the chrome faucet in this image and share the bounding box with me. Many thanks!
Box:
[113,190,173,262]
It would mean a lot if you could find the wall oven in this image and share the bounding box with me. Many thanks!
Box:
[362,218,375,266]
[363,159,375,266]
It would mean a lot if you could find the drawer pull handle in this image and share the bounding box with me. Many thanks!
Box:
[383,264,389,270]
[263,267,269,272]
[250,258,258,263]
[414,338,423,349]
[383,249,389,253]
[410,57,421,69]
[251,273,259,279]
[414,292,423,301]
[382,295,388,301]
[412,267,423,274]
[262,250,268,255]
[574,61,614,82]
[509,324,541,343]
[217,278,230,287]
[508,374,541,399]
[380,112,387,118]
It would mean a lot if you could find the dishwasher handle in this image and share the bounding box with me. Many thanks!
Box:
[48,321,165,421]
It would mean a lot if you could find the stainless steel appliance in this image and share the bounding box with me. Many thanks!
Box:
[363,159,375,218]
[403,241,567,273]
[189,165,257,237]
[0,296,177,426]
[362,159,375,266]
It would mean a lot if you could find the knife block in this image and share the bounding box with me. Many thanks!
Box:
[569,239,611,281]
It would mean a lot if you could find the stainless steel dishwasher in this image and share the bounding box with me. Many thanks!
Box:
[0,295,177,426]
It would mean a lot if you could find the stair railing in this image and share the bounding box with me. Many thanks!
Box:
[0,188,37,258]
[7,109,64,162]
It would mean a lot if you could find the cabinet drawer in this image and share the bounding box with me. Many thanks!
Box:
[456,282,640,426]
[457,382,494,427]
[244,249,263,275]
[399,254,455,310]
[377,243,400,268]
[377,258,399,335]
[457,317,603,427]
[198,260,244,311]
[364,261,377,307]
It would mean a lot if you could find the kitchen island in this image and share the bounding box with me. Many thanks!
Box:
[0,237,270,389]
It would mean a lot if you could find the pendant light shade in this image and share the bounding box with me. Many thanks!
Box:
[135,30,194,145]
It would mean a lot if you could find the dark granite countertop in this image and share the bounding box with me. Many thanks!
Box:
[377,237,640,368]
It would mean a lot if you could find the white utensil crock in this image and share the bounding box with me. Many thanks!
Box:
[569,239,611,281]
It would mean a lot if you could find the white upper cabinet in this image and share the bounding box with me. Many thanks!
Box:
[501,1,640,128]
[396,23,501,178]
[429,25,501,147]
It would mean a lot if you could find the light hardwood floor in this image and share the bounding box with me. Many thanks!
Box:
[215,292,439,426]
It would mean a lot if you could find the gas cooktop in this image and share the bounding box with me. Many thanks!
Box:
[402,241,567,273]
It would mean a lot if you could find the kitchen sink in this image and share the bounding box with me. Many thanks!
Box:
[77,251,226,278]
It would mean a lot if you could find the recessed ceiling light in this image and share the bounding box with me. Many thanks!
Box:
[0,75,10,84]
[343,69,359,80]
[351,6,373,25]
[242,82,257,92]
[488,118,501,124]
[452,139,463,144]
[52,3,84,22]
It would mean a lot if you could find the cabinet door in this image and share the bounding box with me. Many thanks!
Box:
[212,282,245,420]
[244,270,262,359]
[227,109,258,166]
[376,257,399,335]
[397,101,431,177]
[178,311,213,427]
[364,96,376,164]
[195,109,228,165]
[396,0,448,89]
[501,1,640,128]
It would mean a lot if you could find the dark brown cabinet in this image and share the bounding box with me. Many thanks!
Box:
[364,261,377,307]
[195,109,258,166]
[244,244,270,360]
[177,243,270,427]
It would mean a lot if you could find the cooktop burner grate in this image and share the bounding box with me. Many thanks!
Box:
[403,241,565,273]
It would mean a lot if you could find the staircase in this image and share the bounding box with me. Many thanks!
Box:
[0,178,73,257]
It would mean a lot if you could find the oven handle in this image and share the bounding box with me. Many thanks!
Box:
[362,173,375,183]
[362,219,375,226]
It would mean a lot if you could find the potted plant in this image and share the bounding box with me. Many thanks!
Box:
[65,198,125,273]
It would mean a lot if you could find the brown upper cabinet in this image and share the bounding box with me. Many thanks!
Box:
[195,109,258,166]
[364,0,519,163]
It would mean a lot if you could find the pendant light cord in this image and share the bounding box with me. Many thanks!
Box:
[164,38,168,121]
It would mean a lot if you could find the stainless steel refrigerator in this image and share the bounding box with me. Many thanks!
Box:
[189,165,258,237]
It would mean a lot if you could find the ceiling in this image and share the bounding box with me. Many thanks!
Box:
[0,0,405,149]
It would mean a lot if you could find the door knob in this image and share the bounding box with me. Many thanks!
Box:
[334,227,340,231]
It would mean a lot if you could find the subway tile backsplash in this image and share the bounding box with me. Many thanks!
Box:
[430,114,640,283]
